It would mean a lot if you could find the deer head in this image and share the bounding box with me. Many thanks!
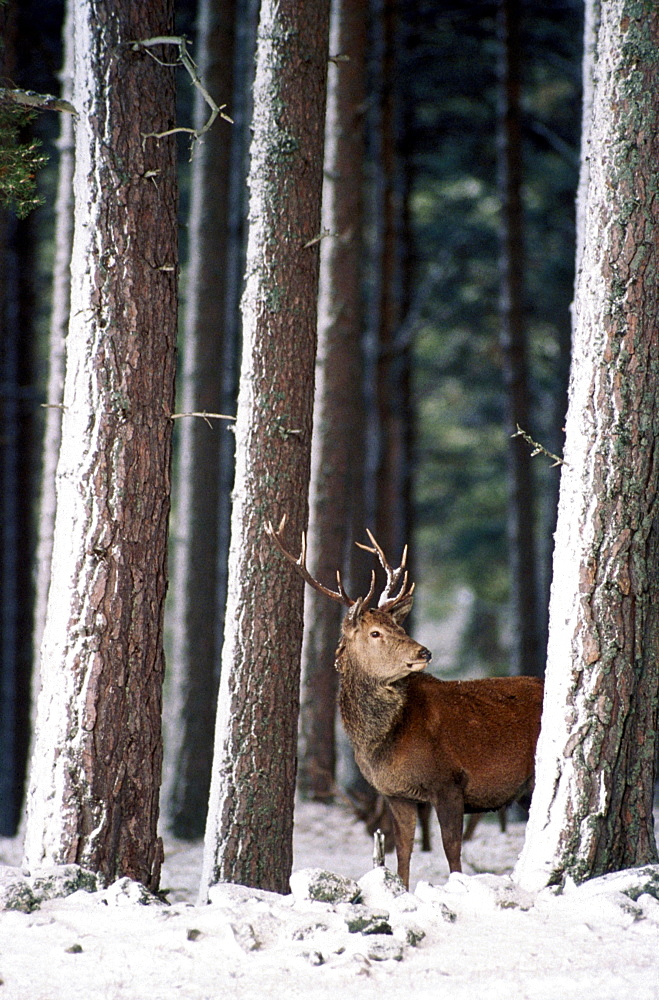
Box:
[265,515,431,682]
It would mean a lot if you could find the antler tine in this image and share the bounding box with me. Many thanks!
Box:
[265,515,355,607]
[356,529,412,608]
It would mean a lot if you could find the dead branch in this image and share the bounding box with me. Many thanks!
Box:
[512,424,565,467]
[130,36,233,149]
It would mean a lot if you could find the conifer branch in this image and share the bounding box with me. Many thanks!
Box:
[0,87,77,115]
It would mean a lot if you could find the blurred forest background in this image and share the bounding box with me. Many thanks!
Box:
[0,0,582,840]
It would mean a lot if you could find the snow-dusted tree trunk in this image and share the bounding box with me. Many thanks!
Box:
[31,0,74,718]
[23,1,177,890]
[163,0,236,841]
[200,0,330,897]
[298,0,367,801]
[515,1,659,891]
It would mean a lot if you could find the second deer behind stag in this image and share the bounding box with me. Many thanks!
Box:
[266,516,544,889]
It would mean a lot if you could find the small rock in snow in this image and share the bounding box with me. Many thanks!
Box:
[289,868,361,905]
[564,865,659,903]
[365,935,404,962]
[419,873,533,912]
[29,865,100,903]
[230,921,260,952]
[414,881,458,922]
[400,922,426,947]
[340,903,392,935]
[101,877,165,907]
[291,920,330,941]
[560,890,644,929]
[636,893,659,924]
[358,867,417,911]
[0,869,37,913]
[303,949,326,966]
[207,881,286,909]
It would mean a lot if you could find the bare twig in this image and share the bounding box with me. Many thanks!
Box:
[512,425,564,467]
[130,36,232,149]
[171,410,235,429]
[302,228,332,249]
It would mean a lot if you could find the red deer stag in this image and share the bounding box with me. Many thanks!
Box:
[265,516,544,889]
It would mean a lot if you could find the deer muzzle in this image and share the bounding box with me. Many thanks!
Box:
[407,646,432,672]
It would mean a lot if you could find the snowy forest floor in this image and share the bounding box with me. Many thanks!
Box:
[1,799,658,999]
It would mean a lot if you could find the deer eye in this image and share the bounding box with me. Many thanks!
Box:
[370,630,381,638]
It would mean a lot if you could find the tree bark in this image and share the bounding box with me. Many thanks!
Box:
[200,0,330,896]
[515,0,659,890]
[164,0,236,841]
[23,1,178,891]
[31,0,74,741]
[497,0,542,679]
[298,0,367,801]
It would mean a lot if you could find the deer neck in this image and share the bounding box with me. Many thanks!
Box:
[338,654,408,758]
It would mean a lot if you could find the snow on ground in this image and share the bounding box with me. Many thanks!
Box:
[0,801,658,1000]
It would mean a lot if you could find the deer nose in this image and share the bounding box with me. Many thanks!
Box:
[419,646,432,662]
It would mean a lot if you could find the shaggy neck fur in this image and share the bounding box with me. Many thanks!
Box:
[337,644,408,757]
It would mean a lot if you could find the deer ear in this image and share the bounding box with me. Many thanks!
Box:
[388,591,414,625]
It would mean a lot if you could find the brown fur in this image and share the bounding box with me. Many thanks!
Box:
[336,607,543,888]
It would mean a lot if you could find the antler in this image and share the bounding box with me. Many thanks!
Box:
[265,514,375,608]
[356,529,415,611]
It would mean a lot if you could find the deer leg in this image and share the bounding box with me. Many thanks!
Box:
[433,788,465,873]
[418,801,432,851]
[385,796,418,889]
[462,812,481,842]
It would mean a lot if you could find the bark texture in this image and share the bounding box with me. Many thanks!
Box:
[200,0,330,896]
[24,1,177,890]
[299,0,367,800]
[32,0,74,732]
[164,0,236,841]
[515,0,659,890]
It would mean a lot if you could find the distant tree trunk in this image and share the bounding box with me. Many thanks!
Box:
[497,0,542,678]
[23,3,178,891]
[31,0,74,735]
[298,0,367,801]
[515,0,659,891]
[0,217,35,839]
[371,0,413,563]
[164,0,236,841]
[200,0,330,896]
[0,0,44,838]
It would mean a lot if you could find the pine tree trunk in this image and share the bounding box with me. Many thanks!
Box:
[200,0,330,896]
[31,0,74,739]
[515,0,659,890]
[298,0,367,801]
[497,0,541,679]
[371,0,412,563]
[164,0,236,841]
[24,3,178,891]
